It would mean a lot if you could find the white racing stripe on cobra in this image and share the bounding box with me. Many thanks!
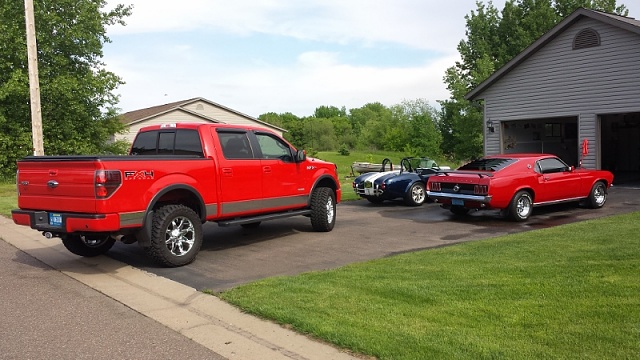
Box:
[361,171,400,183]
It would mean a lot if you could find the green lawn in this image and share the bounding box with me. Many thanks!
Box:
[314,150,454,201]
[0,182,17,218]
[219,212,640,360]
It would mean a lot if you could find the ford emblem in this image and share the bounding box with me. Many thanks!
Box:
[453,184,460,192]
[47,180,59,188]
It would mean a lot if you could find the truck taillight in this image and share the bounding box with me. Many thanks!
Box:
[95,170,122,199]
[474,185,488,195]
[430,182,441,191]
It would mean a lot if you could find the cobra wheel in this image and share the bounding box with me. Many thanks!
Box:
[404,182,426,206]
[310,187,336,232]
[62,234,115,257]
[587,181,607,208]
[507,190,533,222]
[146,204,203,267]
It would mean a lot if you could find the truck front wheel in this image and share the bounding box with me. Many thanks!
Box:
[310,187,336,232]
[146,204,203,267]
[62,234,115,257]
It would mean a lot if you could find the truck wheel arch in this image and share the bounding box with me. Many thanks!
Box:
[308,175,338,206]
[136,184,206,247]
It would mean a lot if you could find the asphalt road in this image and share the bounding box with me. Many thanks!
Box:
[108,185,640,293]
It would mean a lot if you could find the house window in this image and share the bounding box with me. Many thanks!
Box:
[573,28,600,49]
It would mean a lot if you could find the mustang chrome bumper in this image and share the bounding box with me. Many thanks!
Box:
[426,191,492,203]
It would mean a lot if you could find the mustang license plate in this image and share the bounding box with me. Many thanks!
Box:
[452,199,464,206]
[49,212,63,227]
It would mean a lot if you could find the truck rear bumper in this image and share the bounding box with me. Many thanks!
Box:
[11,209,121,233]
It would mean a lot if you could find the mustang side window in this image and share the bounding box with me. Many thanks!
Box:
[256,133,293,162]
[538,158,569,174]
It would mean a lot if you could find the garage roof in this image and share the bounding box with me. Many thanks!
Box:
[466,8,640,101]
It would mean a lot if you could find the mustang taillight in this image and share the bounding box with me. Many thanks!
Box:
[474,185,488,195]
[430,182,441,191]
[95,170,122,199]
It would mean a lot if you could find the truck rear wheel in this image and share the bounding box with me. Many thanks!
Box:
[310,187,336,232]
[146,204,203,267]
[62,234,115,257]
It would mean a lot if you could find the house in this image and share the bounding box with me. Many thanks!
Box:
[466,8,640,180]
[116,97,286,143]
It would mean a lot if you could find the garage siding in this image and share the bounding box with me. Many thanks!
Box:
[482,17,640,161]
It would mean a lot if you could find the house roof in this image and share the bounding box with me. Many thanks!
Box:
[119,97,287,132]
[466,8,640,101]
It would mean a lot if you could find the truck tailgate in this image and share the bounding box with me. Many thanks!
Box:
[17,157,99,213]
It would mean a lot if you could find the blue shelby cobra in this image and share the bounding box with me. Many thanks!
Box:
[352,157,442,206]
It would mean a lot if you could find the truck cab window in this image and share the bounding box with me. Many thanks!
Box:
[219,132,253,159]
[130,131,157,155]
[256,133,293,162]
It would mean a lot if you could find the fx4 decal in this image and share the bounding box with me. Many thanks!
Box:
[124,170,155,180]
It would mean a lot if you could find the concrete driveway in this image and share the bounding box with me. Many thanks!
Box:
[108,185,640,292]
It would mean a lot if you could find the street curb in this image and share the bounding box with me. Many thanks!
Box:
[0,216,357,360]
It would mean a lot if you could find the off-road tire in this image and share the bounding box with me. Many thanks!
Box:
[404,182,426,206]
[145,204,203,267]
[587,181,607,209]
[310,187,336,232]
[62,234,115,257]
[507,190,533,222]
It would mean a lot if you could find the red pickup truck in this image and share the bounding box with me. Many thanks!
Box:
[12,123,341,266]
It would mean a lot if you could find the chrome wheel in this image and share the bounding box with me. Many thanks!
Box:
[516,195,532,218]
[508,191,533,222]
[593,183,606,206]
[325,196,334,223]
[165,216,196,257]
[588,181,607,208]
[411,185,425,204]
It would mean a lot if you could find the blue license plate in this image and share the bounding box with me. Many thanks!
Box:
[452,199,464,206]
[49,213,63,227]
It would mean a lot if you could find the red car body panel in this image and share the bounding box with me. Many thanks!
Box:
[427,153,614,213]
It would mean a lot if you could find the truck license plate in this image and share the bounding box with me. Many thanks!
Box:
[49,213,63,227]
[452,199,464,206]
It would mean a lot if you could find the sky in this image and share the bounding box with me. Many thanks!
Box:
[102,0,639,118]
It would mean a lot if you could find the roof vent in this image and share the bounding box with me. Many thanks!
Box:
[573,28,600,50]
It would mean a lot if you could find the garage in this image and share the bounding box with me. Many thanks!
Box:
[601,112,640,181]
[466,8,640,184]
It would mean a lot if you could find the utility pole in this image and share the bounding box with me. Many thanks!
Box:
[24,0,44,155]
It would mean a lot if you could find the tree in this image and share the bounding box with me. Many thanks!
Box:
[439,0,628,161]
[391,99,442,157]
[0,0,131,178]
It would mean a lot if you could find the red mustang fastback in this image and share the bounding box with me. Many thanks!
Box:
[426,154,614,221]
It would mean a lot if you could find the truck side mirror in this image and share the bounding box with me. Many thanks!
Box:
[295,149,306,162]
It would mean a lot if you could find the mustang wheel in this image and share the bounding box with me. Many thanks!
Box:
[146,204,203,267]
[587,181,607,208]
[62,234,115,257]
[507,190,533,222]
[310,187,336,232]
[404,182,426,206]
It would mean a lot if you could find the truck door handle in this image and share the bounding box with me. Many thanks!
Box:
[263,166,272,174]
[222,168,233,176]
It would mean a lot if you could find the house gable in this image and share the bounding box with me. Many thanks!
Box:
[115,97,286,143]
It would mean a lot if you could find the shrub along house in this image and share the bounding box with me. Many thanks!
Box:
[116,97,286,143]
[466,8,640,181]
